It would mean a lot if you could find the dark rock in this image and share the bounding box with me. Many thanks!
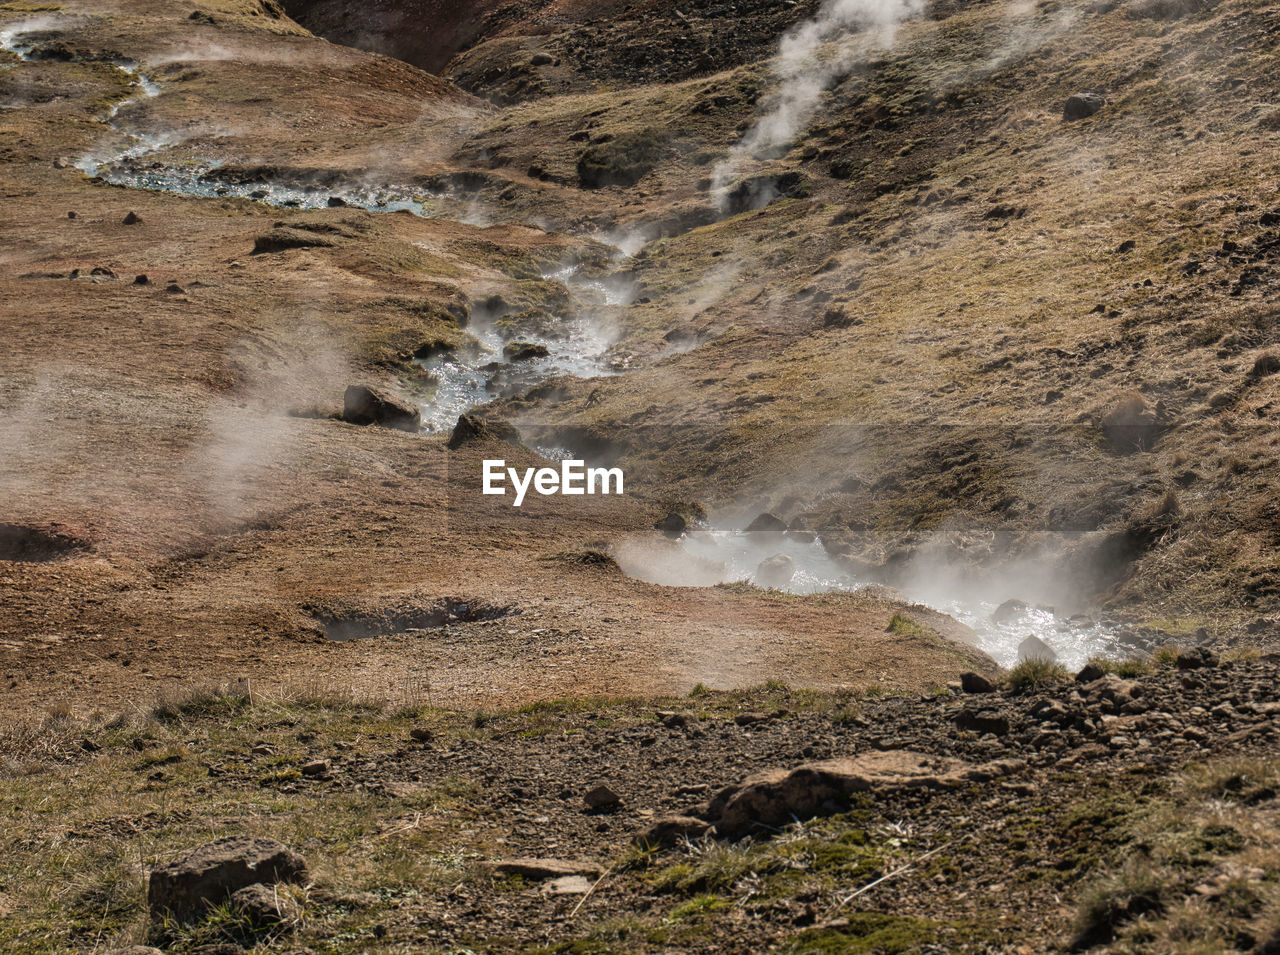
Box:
[583,784,622,811]
[1063,92,1106,121]
[954,709,1010,736]
[655,512,687,538]
[122,211,142,225]
[633,816,712,848]
[326,196,347,207]
[409,727,433,743]
[1075,662,1107,682]
[960,672,996,693]
[991,599,1029,624]
[446,413,522,450]
[756,553,796,588]
[147,836,307,920]
[744,512,787,533]
[734,712,771,726]
[1175,646,1219,670]
[133,274,149,285]
[531,52,554,66]
[342,385,421,432]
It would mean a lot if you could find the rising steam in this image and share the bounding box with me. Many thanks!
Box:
[713,0,927,205]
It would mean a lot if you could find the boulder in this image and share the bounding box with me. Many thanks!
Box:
[446,413,522,450]
[342,385,421,432]
[710,751,1024,837]
[1018,634,1057,663]
[960,672,996,694]
[1175,646,1219,670]
[147,836,307,920]
[991,599,1029,624]
[1063,92,1106,121]
[654,512,687,538]
[503,341,551,362]
[744,512,787,534]
[1075,662,1107,683]
[1100,390,1164,452]
[954,709,1010,736]
[633,815,713,849]
[756,553,796,588]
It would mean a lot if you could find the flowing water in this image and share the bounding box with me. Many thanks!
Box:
[620,529,1132,671]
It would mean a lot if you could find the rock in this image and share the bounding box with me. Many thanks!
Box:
[342,385,421,432]
[1063,92,1106,121]
[189,946,245,955]
[744,512,787,533]
[710,751,1025,837]
[960,672,997,693]
[734,712,771,726]
[954,709,1010,736]
[486,858,603,880]
[147,836,307,920]
[1018,634,1057,663]
[655,512,687,538]
[301,758,330,778]
[326,196,347,207]
[133,274,149,285]
[656,710,687,728]
[122,211,142,225]
[165,283,185,294]
[1075,662,1107,683]
[1100,390,1164,451]
[1175,646,1219,670]
[104,948,165,955]
[230,882,299,928]
[1082,674,1142,707]
[446,413,522,450]
[583,784,622,811]
[1250,353,1280,378]
[991,599,1029,624]
[545,875,593,894]
[633,815,713,848]
[409,727,433,742]
[503,341,550,362]
[756,553,796,588]
[531,52,554,66]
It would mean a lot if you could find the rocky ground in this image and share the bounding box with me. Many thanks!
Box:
[4,649,1280,952]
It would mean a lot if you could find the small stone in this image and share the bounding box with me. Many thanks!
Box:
[230,882,298,927]
[545,874,593,894]
[633,815,712,848]
[656,711,687,729]
[1063,92,1106,121]
[122,211,142,225]
[487,858,603,880]
[1075,662,1106,683]
[1175,646,1219,670]
[954,710,1010,736]
[301,758,330,778]
[582,784,622,811]
[734,712,770,726]
[133,274,149,285]
[409,727,433,742]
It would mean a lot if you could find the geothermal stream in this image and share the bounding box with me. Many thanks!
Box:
[6,24,1130,671]
[619,529,1132,671]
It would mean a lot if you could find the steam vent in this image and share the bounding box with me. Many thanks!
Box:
[3,0,1280,949]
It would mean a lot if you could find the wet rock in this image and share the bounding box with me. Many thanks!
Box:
[744,512,787,533]
[326,196,347,207]
[1018,634,1057,663]
[582,784,622,811]
[1063,92,1106,121]
[991,599,1029,624]
[446,413,522,450]
[654,512,687,538]
[954,709,1010,736]
[756,553,796,588]
[122,211,142,225]
[503,341,551,362]
[147,836,307,920]
[633,815,712,848]
[342,385,421,432]
[710,751,1025,837]
[230,882,299,928]
[960,672,997,694]
[1175,646,1219,670]
[486,858,603,880]
[1100,390,1164,452]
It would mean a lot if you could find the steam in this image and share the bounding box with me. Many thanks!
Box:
[712,0,927,204]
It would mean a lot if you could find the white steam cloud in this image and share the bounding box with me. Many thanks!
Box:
[713,0,927,204]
